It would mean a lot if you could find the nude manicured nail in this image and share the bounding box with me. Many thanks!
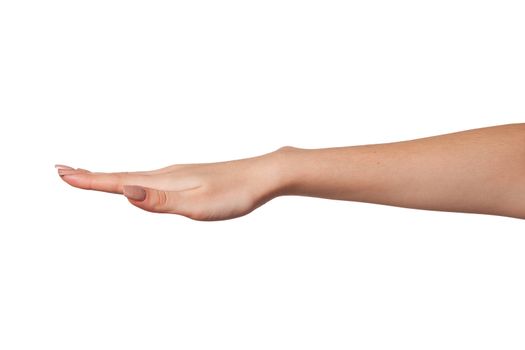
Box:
[55,164,74,170]
[123,185,146,201]
[58,168,88,176]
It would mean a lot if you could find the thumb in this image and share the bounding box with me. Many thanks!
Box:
[122,185,190,216]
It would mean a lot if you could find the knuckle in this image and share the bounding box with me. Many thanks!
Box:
[156,191,168,210]
[152,191,169,212]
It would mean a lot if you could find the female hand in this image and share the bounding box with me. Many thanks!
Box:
[58,123,525,221]
[56,149,287,221]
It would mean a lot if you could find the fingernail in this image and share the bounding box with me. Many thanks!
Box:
[123,185,146,201]
[58,168,88,176]
[55,164,74,170]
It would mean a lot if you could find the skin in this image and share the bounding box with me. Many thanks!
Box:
[57,123,525,221]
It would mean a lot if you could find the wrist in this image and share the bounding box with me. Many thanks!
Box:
[264,146,303,197]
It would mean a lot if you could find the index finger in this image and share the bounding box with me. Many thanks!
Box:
[58,169,157,194]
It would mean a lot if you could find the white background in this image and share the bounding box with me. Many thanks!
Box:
[1,0,524,349]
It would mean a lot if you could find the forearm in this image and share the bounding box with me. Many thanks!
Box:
[273,123,525,219]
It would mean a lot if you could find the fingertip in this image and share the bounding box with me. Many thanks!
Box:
[59,173,92,190]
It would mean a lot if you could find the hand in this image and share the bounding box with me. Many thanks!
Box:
[56,150,287,221]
